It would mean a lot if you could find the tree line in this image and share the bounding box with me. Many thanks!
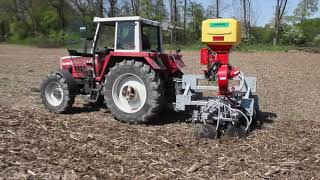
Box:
[0,0,319,48]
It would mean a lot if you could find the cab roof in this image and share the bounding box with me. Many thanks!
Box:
[93,16,160,26]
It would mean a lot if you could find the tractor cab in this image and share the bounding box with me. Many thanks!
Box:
[64,16,184,80]
[78,16,162,55]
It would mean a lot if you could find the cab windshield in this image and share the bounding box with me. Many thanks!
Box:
[96,24,115,51]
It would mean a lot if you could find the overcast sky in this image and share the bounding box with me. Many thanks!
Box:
[197,0,320,26]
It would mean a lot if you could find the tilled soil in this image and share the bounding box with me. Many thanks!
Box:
[0,44,320,179]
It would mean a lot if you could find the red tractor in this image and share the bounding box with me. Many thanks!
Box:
[41,16,258,138]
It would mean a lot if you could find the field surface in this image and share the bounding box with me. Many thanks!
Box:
[0,44,320,179]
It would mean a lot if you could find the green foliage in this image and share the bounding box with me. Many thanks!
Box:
[298,18,320,44]
[8,31,80,48]
[187,1,205,43]
[250,27,274,44]
[39,10,59,34]
[293,0,319,23]
[9,19,30,40]
[281,26,306,45]
[140,0,154,19]
[312,34,320,46]
[154,0,167,22]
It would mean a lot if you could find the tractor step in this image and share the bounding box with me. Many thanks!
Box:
[85,87,102,103]
[85,93,101,103]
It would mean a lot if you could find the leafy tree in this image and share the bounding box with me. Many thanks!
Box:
[154,0,167,22]
[119,0,133,16]
[47,0,68,40]
[107,0,118,17]
[250,26,273,44]
[9,19,30,40]
[130,0,139,15]
[39,9,59,35]
[273,0,288,45]
[169,0,178,44]
[293,0,319,23]
[313,34,320,46]
[298,18,320,44]
[281,26,306,45]
[139,0,154,19]
[187,1,205,42]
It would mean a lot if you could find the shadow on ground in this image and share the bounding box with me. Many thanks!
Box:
[146,111,192,126]
[66,103,108,114]
[251,111,277,130]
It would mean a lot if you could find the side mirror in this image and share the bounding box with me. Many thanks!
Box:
[80,27,91,40]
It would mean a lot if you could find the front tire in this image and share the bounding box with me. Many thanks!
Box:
[40,73,75,113]
[104,60,163,123]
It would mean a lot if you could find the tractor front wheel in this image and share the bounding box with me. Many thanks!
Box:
[104,60,163,123]
[40,73,75,113]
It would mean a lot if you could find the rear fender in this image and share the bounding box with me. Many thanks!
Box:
[96,55,165,81]
[144,56,163,70]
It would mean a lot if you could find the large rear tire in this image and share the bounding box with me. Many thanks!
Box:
[40,73,75,113]
[104,60,163,123]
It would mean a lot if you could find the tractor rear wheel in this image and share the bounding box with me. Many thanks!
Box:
[40,73,75,113]
[104,60,163,123]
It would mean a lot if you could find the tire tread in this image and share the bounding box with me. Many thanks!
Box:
[104,60,163,123]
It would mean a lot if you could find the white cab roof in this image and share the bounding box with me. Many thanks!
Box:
[93,16,160,26]
[93,16,183,30]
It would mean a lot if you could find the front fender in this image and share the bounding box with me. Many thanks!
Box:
[55,69,79,94]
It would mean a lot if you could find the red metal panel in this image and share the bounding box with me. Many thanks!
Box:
[229,67,240,78]
[110,51,158,57]
[144,56,162,70]
[207,45,232,65]
[159,54,185,74]
[60,56,91,78]
[200,48,209,65]
[216,53,229,65]
[173,54,185,71]
[212,36,225,41]
[109,51,162,70]
[217,65,230,96]
[96,55,111,81]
